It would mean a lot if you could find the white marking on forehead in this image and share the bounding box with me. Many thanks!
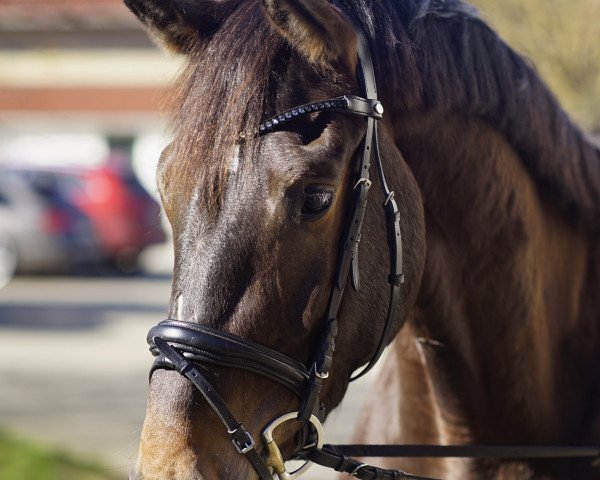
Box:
[266,192,281,218]
[176,294,184,320]
[182,185,203,237]
[229,144,241,174]
[190,184,202,203]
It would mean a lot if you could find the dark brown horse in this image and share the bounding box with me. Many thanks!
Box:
[124,0,600,478]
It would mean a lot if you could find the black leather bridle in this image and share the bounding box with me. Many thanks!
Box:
[146,10,600,480]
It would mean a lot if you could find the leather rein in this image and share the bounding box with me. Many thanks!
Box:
[146,13,600,480]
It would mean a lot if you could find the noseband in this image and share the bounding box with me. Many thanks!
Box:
[145,9,600,480]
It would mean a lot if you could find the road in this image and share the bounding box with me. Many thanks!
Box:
[0,267,377,479]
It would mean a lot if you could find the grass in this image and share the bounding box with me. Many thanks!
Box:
[0,430,120,480]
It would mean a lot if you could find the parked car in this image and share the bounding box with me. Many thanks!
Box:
[0,229,17,287]
[8,165,167,271]
[0,173,98,277]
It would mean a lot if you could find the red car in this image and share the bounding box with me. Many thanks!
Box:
[11,165,167,271]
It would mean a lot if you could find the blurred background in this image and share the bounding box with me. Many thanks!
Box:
[0,1,178,479]
[0,0,598,479]
[0,0,181,282]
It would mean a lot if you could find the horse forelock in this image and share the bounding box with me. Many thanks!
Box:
[166,0,283,210]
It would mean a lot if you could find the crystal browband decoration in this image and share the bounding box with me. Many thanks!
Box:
[258,96,350,134]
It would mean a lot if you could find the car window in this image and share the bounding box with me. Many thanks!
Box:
[56,175,86,201]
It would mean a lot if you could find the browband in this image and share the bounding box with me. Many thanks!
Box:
[258,95,383,134]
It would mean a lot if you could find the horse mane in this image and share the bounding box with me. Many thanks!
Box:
[172,0,600,232]
[341,0,600,234]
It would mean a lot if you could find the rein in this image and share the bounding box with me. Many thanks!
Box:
[146,9,600,480]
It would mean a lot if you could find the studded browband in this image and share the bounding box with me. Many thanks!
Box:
[258,95,383,134]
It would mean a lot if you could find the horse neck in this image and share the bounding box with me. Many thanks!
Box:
[392,110,599,444]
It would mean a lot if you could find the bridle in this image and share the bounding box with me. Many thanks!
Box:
[145,9,600,480]
[148,16,414,479]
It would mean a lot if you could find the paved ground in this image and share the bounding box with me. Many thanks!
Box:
[0,251,378,479]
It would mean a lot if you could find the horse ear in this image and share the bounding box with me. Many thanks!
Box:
[124,0,234,53]
[261,0,357,71]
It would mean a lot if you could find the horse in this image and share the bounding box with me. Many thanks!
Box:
[124,0,600,478]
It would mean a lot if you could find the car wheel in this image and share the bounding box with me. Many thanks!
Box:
[113,247,141,275]
[0,232,17,288]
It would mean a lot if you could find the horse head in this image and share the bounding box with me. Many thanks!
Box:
[126,0,426,478]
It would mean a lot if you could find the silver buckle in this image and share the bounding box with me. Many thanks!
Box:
[350,463,368,477]
[384,191,395,206]
[228,427,255,454]
[311,362,329,379]
[262,412,324,480]
[354,178,372,190]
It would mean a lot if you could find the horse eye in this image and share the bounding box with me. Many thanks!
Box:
[302,188,334,216]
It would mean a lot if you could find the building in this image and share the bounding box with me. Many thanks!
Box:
[0,0,182,188]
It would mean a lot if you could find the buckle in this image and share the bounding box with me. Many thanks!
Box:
[350,463,369,477]
[311,362,329,379]
[354,178,372,190]
[228,425,255,454]
[388,273,405,286]
[262,412,324,480]
[383,191,395,206]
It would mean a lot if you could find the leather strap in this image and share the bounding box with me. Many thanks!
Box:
[297,20,389,419]
[149,320,310,396]
[308,446,439,480]
[307,443,600,479]
[152,337,272,480]
[330,444,600,460]
[350,120,404,381]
